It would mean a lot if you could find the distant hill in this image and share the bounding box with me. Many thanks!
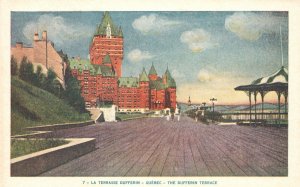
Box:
[11,77,90,135]
[178,102,287,113]
[177,102,190,112]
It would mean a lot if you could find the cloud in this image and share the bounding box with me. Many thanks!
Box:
[197,69,213,82]
[171,69,185,79]
[23,14,93,45]
[177,82,249,104]
[225,12,284,41]
[127,49,154,63]
[180,29,218,52]
[132,14,181,34]
[177,68,251,104]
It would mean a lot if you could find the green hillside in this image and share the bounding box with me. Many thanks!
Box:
[11,77,90,135]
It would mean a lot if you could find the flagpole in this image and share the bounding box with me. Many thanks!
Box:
[280,25,284,67]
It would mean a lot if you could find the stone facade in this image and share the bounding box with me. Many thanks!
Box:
[11,31,66,85]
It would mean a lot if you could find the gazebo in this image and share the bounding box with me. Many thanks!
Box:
[234,66,288,125]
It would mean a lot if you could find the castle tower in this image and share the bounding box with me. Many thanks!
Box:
[164,67,177,109]
[90,11,123,77]
[139,68,150,110]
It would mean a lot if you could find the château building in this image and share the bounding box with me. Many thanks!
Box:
[70,12,176,112]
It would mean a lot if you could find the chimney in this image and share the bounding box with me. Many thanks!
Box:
[34,32,39,41]
[42,31,47,41]
[16,42,23,49]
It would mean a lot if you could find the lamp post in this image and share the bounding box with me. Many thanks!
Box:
[202,102,207,112]
[210,98,217,122]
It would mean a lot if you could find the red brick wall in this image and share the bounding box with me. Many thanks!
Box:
[139,81,150,109]
[118,87,140,109]
[166,87,177,109]
[90,36,123,77]
[98,76,118,104]
[73,71,118,107]
[73,67,176,110]
[150,89,166,110]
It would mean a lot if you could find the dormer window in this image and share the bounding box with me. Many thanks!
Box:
[106,23,112,39]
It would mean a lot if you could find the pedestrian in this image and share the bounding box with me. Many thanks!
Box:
[166,115,170,121]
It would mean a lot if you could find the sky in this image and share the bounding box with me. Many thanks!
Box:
[11,11,288,105]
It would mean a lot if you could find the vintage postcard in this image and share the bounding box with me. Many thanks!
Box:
[1,0,300,187]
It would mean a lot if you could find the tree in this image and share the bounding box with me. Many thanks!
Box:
[63,76,86,113]
[53,79,63,98]
[43,68,58,93]
[34,65,45,87]
[11,56,18,76]
[19,56,35,83]
[19,56,27,80]
[64,62,72,84]
[60,52,87,113]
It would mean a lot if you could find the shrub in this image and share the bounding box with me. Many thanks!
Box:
[11,56,18,76]
[19,56,35,82]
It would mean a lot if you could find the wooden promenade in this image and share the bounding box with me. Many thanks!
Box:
[41,116,288,176]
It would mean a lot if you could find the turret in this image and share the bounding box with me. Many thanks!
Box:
[139,67,149,82]
[163,66,176,88]
[103,53,112,68]
[139,67,150,109]
[148,63,158,81]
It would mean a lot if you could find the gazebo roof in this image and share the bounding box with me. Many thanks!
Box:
[252,66,288,85]
[235,66,288,92]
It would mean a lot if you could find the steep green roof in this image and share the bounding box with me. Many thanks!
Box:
[164,68,176,88]
[69,58,115,77]
[95,11,123,37]
[139,68,149,82]
[99,65,116,76]
[118,77,139,88]
[69,58,91,72]
[150,80,166,90]
[149,64,157,75]
[103,54,112,64]
[96,65,102,74]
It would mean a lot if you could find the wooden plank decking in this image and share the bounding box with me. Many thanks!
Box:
[41,116,288,176]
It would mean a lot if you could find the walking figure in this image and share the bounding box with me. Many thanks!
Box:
[166,115,170,121]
